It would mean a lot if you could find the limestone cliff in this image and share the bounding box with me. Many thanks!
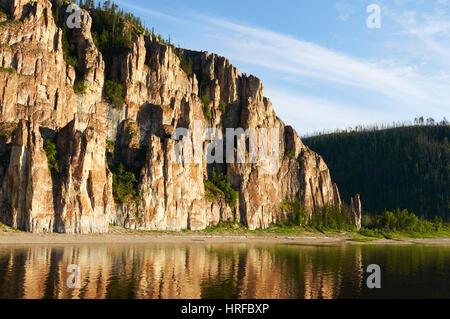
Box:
[0,0,355,233]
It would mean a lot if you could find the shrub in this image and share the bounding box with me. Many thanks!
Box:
[65,55,78,69]
[309,204,355,231]
[144,55,153,68]
[106,140,115,152]
[218,102,227,114]
[112,163,139,204]
[174,48,193,75]
[201,95,211,122]
[0,66,16,73]
[43,139,59,178]
[73,81,88,95]
[396,209,419,231]
[381,210,397,231]
[285,149,295,159]
[204,180,223,202]
[103,80,124,108]
[434,216,444,232]
[205,169,238,210]
[359,228,384,238]
[280,200,307,226]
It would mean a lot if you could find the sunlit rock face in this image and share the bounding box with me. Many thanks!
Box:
[0,120,55,232]
[0,0,342,233]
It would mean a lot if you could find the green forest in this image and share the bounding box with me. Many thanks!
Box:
[303,120,449,222]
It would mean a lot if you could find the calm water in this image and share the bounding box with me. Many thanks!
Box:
[0,244,449,299]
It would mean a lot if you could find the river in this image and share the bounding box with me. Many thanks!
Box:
[0,244,449,299]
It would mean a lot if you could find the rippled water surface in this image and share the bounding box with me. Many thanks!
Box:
[0,244,449,299]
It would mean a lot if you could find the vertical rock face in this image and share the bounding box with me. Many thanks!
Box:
[0,116,114,233]
[0,120,54,232]
[0,0,77,129]
[138,135,206,231]
[0,0,112,233]
[351,194,362,231]
[0,0,358,233]
[180,51,343,229]
[54,117,113,234]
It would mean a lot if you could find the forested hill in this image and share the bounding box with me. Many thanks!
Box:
[303,124,450,221]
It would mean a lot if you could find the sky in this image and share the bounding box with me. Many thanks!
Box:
[101,0,449,135]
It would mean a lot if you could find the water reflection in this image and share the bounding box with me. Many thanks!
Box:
[0,244,449,299]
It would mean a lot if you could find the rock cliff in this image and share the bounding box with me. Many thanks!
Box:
[0,0,354,233]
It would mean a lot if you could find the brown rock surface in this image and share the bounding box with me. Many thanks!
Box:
[0,0,353,233]
[0,120,54,232]
[351,194,362,231]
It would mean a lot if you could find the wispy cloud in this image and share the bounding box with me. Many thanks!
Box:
[199,15,433,104]
[114,0,187,23]
[388,8,450,60]
[116,0,449,134]
[264,87,385,135]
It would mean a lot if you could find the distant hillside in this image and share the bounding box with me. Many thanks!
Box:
[303,124,450,221]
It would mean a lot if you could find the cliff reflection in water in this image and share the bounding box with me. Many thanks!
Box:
[0,244,449,299]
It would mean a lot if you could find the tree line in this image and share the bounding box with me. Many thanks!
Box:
[303,120,449,221]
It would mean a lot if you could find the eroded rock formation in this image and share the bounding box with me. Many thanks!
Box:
[0,0,357,233]
[351,194,362,231]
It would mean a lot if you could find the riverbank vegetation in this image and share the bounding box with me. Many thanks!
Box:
[189,222,450,241]
[0,221,21,232]
[181,205,450,240]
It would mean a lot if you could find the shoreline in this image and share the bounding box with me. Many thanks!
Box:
[1,228,450,246]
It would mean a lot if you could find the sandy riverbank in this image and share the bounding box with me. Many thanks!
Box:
[1,227,450,246]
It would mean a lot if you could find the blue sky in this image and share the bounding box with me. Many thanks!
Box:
[104,0,449,135]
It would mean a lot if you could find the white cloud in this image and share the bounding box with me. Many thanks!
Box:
[199,15,432,104]
[264,88,381,135]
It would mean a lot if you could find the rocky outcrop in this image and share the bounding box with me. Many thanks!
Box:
[54,117,113,234]
[351,194,362,231]
[0,0,76,129]
[0,120,54,232]
[0,116,113,233]
[0,0,358,233]
[183,52,343,229]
